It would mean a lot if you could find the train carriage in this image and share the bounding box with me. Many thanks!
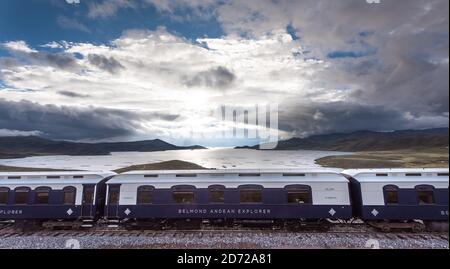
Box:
[104,169,353,228]
[0,171,115,227]
[342,168,449,231]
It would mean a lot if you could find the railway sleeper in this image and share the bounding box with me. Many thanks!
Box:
[42,220,83,230]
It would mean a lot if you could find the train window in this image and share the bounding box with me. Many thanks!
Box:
[437,173,449,176]
[108,185,120,205]
[63,187,76,205]
[286,185,312,204]
[383,185,399,205]
[238,173,261,177]
[14,187,30,204]
[46,176,61,179]
[73,175,84,179]
[415,185,435,205]
[406,173,421,177]
[175,174,197,177]
[144,174,158,178]
[376,173,388,177]
[35,187,51,204]
[172,186,195,204]
[239,185,263,203]
[82,185,95,205]
[7,176,21,179]
[137,186,153,204]
[0,187,9,204]
[208,185,225,203]
[282,173,306,177]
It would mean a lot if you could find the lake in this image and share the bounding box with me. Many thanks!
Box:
[0,148,351,171]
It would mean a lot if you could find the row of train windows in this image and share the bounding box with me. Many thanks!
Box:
[0,187,76,205]
[108,185,313,205]
[383,185,437,205]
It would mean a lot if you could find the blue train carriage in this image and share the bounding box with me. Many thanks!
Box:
[0,171,116,229]
[104,169,353,229]
[342,168,449,232]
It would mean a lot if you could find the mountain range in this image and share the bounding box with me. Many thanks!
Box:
[0,128,448,159]
[235,128,449,152]
[0,136,205,159]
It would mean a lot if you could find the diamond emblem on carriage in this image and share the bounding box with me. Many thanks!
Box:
[124,208,131,216]
[66,208,73,216]
[371,209,379,216]
[328,208,336,216]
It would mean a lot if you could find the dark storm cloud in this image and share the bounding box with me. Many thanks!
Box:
[216,0,449,135]
[0,98,139,140]
[88,54,125,74]
[278,101,448,138]
[0,99,179,140]
[183,66,236,89]
[57,91,91,98]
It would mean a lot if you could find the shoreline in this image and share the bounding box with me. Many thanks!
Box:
[0,147,448,172]
[315,147,449,169]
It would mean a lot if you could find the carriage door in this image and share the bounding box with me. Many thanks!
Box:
[81,185,96,217]
[107,185,121,218]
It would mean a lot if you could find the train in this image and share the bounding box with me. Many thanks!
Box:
[0,168,448,232]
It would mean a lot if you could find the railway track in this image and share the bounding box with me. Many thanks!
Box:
[0,223,448,241]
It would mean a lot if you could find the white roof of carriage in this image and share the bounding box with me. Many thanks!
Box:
[0,171,116,185]
[107,169,349,185]
[341,168,449,183]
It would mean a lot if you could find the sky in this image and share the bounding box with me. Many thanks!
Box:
[0,0,448,147]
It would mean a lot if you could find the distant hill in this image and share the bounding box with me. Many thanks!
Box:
[236,128,449,152]
[114,160,208,173]
[0,165,71,172]
[0,136,205,159]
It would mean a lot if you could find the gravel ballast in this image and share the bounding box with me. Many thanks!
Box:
[0,232,448,249]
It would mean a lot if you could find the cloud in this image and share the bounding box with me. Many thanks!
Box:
[2,41,37,53]
[87,54,125,74]
[66,0,81,4]
[278,101,449,138]
[0,98,168,140]
[143,0,218,20]
[85,0,218,20]
[212,0,449,126]
[183,66,236,89]
[144,0,217,12]
[0,57,20,69]
[0,0,448,144]
[2,41,79,70]
[57,15,91,33]
[87,0,136,19]
[57,91,91,98]
[0,129,43,137]
[41,41,65,49]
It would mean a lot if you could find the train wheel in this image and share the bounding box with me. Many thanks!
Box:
[411,223,425,233]
[380,225,391,233]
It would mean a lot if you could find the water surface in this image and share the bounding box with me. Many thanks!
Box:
[0,148,351,171]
